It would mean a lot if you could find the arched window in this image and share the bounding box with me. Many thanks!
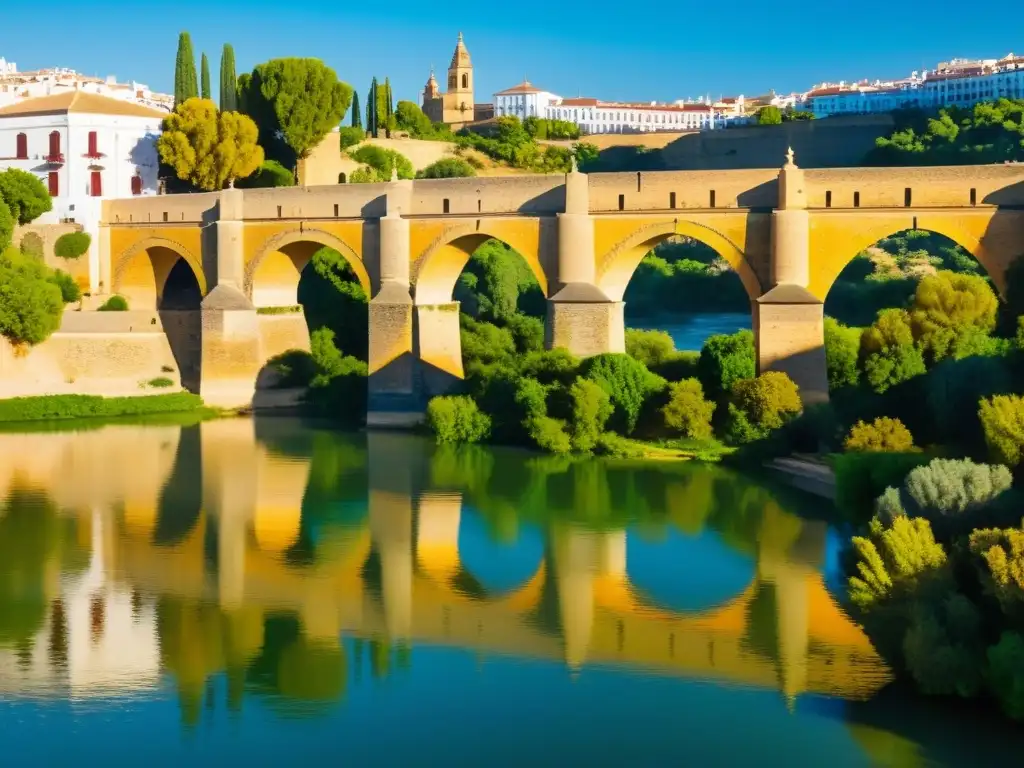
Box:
[131,174,142,196]
[461,73,469,89]
[15,132,27,159]
[449,74,456,88]
[338,172,347,184]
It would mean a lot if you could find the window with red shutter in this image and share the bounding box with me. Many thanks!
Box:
[48,130,60,157]
[88,131,98,156]
[47,172,58,196]
[131,175,142,196]
[15,133,27,159]
[90,170,102,197]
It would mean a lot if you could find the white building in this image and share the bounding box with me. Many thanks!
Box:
[0,91,164,291]
[493,80,562,120]
[0,57,173,114]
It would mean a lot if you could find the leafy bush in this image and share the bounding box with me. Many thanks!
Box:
[526,415,572,454]
[723,371,802,444]
[925,355,1013,451]
[832,451,932,520]
[426,395,491,444]
[417,158,476,178]
[878,457,1013,524]
[0,168,53,224]
[625,328,677,368]
[848,515,948,610]
[0,199,13,251]
[567,379,613,452]
[910,271,999,364]
[0,251,65,345]
[337,125,365,150]
[0,393,203,422]
[146,377,174,388]
[50,269,80,304]
[236,159,295,188]
[979,395,1024,470]
[844,417,916,453]
[986,633,1024,721]
[824,317,861,390]
[394,100,435,137]
[661,378,715,439]
[347,145,414,181]
[266,349,317,388]
[580,353,666,435]
[53,231,91,259]
[19,232,43,259]
[697,329,755,398]
[98,295,129,311]
[969,528,1024,615]
[860,309,926,393]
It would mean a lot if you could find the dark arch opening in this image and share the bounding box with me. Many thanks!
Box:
[337,172,346,184]
[158,257,203,393]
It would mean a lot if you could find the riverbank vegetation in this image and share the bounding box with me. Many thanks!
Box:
[0,393,208,423]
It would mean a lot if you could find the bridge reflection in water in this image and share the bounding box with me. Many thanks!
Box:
[0,419,889,719]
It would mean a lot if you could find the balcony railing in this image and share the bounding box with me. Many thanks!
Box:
[83,150,105,159]
[43,152,65,164]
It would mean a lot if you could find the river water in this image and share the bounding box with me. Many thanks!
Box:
[0,418,1021,766]
[627,312,751,351]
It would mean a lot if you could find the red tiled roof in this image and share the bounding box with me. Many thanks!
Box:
[495,81,543,95]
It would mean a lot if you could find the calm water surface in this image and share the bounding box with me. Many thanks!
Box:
[0,418,1021,766]
[628,312,751,351]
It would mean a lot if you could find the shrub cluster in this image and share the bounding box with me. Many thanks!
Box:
[54,231,92,259]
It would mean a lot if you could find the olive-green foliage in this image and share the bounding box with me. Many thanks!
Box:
[417,158,476,178]
[0,168,53,225]
[219,44,237,112]
[979,395,1024,470]
[19,232,43,259]
[454,239,544,323]
[756,106,783,125]
[98,295,129,311]
[0,250,65,345]
[878,457,1013,523]
[580,353,666,435]
[337,126,365,150]
[567,379,613,452]
[240,59,353,164]
[50,269,80,304]
[0,199,14,251]
[297,247,367,360]
[910,271,999,364]
[824,317,861,390]
[522,116,581,140]
[860,309,927,393]
[0,392,203,422]
[526,416,572,454]
[426,395,491,444]
[969,527,1024,615]
[461,316,516,369]
[347,145,414,181]
[844,417,916,453]
[625,328,676,368]
[902,594,985,697]
[697,329,755,399]
[200,53,211,100]
[662,378,715,439]
[455,116,573,173]
[723,371,802,445]
[236,160,295,188]
[987,633,1024,720]
[832,451,932,521]
[848,515,948,610]
[53,231,91,259]
[394,100,435,137]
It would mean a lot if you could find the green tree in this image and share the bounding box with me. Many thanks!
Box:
[0,198,14,252]
[697,329,756,398]
[338,126,365,151]
[756,106,783,125]
[572,141,600,170]
[219,44,237,112]
[662,378,716,439]
[0,168,53,225]
[427,396,491,444]
[351,91,362,129]
[383,77,394,137]
[979,395,1024,470]
[417,158,475,178]
[724,371,802,444]
[568,379,614,452]
[860,309,926,393]
[236,160,295,188]
[173,31,198,105]
[824,317,861,390]
[0,250,65,345]
[347,145,413,182]
[158,98,264,191]
[367,79,379,138]
[580,353,666,435]
[240,59,352,168]
[910,271,999,363]
[200,53,211,100]
[394,100,433,136]
[53,231,91,259]
[844,417,916,453]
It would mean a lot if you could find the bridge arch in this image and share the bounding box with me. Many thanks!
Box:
[413,224,548,305]
[112,237,206,309]
[245,228,371,307]
[595,220,761,303]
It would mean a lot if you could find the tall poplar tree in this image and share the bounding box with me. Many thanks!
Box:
[200,53,211,100]
[367,78,378,138]
[351,91,362,129]
[384,77,394,138]
[174,32,198,105]
[219,44,237,112]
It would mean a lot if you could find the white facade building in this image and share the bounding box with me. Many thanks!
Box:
[0,57,173,114]
[493,81,562,120]
[0,91,164,290]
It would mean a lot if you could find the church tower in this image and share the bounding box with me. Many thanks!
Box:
[443,32,474,126]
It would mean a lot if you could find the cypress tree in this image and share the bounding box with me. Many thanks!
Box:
[174,31,198,105]
[367,79,378,138]
[384,77,394,138]
[200,53,211,100]
[219,44,237,111]
[352,91,362,129]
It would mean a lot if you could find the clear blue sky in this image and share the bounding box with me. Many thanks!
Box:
[3,1,1020,109]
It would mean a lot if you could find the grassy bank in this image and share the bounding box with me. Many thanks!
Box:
[0,393,214,425]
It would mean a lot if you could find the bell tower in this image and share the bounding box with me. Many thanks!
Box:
[444,32,474,125]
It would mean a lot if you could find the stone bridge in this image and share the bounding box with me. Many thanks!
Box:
[98,157,1024,417]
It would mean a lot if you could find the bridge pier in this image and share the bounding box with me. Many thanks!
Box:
[415,302,464,398]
